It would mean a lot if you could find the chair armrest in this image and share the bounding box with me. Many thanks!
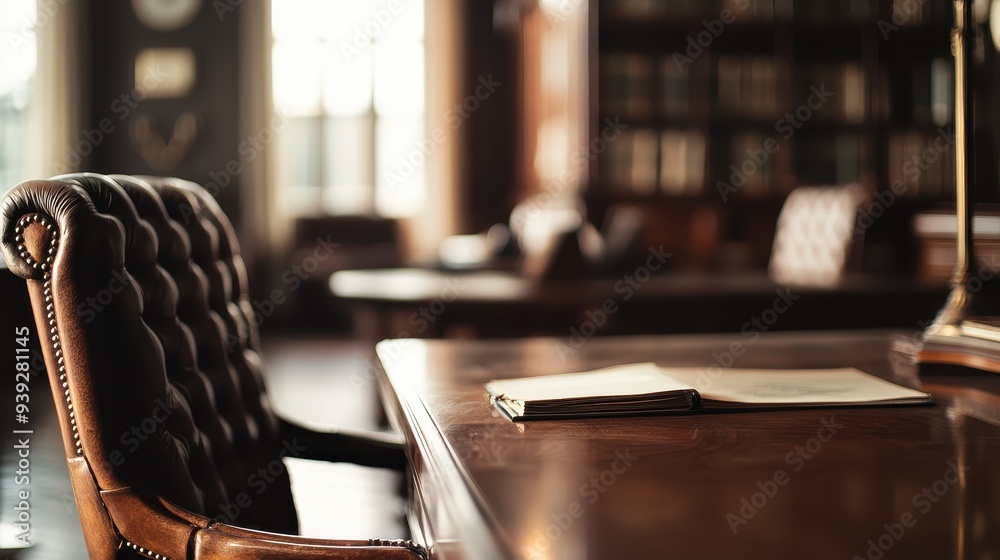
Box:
[105,487,425,560]
[278,418,407,471]
[195,523,425,559]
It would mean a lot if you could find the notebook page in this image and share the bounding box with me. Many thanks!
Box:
[486,363,693,402]
[659,367,929,404]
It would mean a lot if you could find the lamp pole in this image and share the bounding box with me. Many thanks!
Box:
[927,0,977,333]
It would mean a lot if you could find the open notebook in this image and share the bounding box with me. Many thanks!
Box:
[485,363,932,421]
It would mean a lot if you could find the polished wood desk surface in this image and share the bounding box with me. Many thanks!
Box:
[376,330,1000,560]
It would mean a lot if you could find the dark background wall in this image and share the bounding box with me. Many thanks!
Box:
[460,0,521,233]
[80,0,243,228]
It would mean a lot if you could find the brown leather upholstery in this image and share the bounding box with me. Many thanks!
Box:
[1,174,423,560]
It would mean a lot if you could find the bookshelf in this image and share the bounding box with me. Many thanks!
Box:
[583,0,960,272]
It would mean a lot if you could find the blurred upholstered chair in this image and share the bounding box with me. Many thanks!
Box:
[768,184,868,287]
[0,173,423,559]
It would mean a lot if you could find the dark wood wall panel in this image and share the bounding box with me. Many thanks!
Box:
[81,0,242,227]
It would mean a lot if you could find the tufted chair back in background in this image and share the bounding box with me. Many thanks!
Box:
[1,174,422,560]
[768,184,868,288]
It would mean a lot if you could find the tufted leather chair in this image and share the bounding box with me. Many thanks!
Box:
[768,184,867,288]
[0,174,424,560]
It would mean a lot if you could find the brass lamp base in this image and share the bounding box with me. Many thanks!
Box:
[917,318,1000,373]
[912,0,1000,374]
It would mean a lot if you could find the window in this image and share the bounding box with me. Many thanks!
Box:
[0,0,35,271]
[0,0,36,193]
[272,0,426,218]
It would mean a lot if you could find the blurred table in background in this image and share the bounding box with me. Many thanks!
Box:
[330,268,949,339]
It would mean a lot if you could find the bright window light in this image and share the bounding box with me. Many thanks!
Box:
[272,0,426,218]
[0,0,37,207]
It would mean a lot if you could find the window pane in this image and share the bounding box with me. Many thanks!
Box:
[323,44,373,116]
[373,40,424,116]
[375,116,425,216]
[271,0,426,218]
[325,0,389,40]
[0,96,29,194]
[280,116,323,187]
[0,37,35,99]
[272,0,339,40]
[0,0,35,205]
[277,117,324,216]
[379,0,425,42]
[324,115,375,214]
[273,40,324,116]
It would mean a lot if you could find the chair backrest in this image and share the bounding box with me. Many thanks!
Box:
[1,174,298,558]
[768,184,867,287]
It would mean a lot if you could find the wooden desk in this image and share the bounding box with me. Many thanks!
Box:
[376,330,1000,559]
[334,268,947,338]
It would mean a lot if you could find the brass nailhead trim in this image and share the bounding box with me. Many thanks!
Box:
[367,538,421,549]
[20,217,167,560]
[17,215,78,453]
[124,540,169,560]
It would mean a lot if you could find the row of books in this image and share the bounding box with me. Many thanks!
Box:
[886,0,953,27]
[714,132,778,196]
[602,54,689,118]
[794,134,863,186]
[598,130,839,196]
[886,131,956,198]
[725,134,867,194]
[600,129,706,195]
[602,53,866,122]
[600,130,869,197]
[606,0,879,22]
[598,129,957,199]
[800,62,866,123]
[716,57,785,118]
[920,58,952,127]
[789,0,870,22]
[715,59,867,122]
[877,58,952,127]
